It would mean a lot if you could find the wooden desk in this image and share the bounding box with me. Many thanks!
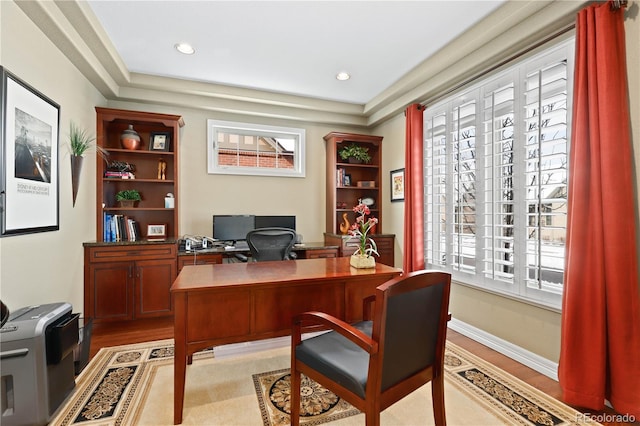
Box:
[170,257,402,424]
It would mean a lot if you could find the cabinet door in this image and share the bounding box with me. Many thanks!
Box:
[135,259,177,318]
[89,261,134,321]
[373,236,395,267]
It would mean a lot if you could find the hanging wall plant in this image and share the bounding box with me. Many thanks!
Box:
[68,121,107,206]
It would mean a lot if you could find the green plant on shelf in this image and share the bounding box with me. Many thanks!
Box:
[115,189,141,202]
[338,143,371,163]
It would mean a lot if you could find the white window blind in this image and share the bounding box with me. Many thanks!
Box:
[424,38,573,308]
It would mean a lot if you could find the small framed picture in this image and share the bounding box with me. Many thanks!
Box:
[149,132,170,151]
[390,168,405,202]
[147,223,167,240]
[343,174,352,186]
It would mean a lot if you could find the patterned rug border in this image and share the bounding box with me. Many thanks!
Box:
[50,339,597,426]
[252,368,360,426]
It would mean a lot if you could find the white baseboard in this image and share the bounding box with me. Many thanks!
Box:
[213,331,326,359]
[448,318,559,381]
[213,336,291,359]
[212,319,559,383]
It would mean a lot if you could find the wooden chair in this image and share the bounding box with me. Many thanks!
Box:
[290,270,451,426]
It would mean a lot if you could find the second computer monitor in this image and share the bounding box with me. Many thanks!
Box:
[254,215,296,231]
[213,215,256,242]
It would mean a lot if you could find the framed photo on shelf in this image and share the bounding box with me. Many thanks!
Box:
[147,223,167,240]
[343,174,352,186]
[390,168,405,202]
[1,67,60,236]
[149,132,170,151]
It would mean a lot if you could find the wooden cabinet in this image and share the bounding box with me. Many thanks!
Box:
[177,253,224,272]
[95,107,184,241]
[84,243,177,323]
[324,233,395,267]
[324,132,384,233]
[324,132,395,267]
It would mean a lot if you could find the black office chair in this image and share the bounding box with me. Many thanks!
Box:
[291,270,452,426]
[246,227,297,262]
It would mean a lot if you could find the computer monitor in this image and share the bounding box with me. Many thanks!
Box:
[212,215,255,243]
[255,215,296,231]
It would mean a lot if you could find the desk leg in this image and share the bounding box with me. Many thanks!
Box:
[173,292,187,424]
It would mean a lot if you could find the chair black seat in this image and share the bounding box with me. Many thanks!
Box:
[291,270,452,426]
[296,321,372,398]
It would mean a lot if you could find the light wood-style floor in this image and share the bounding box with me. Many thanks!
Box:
[89,317,637,426]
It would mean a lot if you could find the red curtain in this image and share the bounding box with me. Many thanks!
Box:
[558,2,640,418]
[403,104,425,273]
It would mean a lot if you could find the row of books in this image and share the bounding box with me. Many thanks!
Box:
[104,214,141,242]
[336,168,349,187]
[105,171,136,179]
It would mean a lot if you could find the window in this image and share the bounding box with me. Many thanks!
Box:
[424,38,573,308]
[207,120,305,177]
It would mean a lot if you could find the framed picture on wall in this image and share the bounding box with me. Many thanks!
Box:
[390,168,405,202]
[1,66,60,237]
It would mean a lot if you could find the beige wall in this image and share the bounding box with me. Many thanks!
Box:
[0,1,106,311]
[1,0,638,366]
[105,100,368,242]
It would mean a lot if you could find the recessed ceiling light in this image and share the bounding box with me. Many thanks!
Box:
[336,72,350,81]
[174,43,195,55]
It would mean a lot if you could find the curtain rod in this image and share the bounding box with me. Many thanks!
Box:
[414,0,626,111]
[610,0,627,10]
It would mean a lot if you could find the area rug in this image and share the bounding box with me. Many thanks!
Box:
[49,338,597,426]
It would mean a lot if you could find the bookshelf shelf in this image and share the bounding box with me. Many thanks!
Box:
[95,107,183,241]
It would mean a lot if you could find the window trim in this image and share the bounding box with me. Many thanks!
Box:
[423,37,574,309]
[207,119,306,178]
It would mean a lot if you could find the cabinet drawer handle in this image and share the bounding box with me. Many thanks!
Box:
[127,251,141,256]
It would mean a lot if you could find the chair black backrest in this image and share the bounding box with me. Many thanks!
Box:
[0,300,9,328]
[376,271,451,392]
[246,227,296,261]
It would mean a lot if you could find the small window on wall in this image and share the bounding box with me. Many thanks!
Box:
[207,120,305,177]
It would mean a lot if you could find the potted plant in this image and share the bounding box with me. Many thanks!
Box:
[115,189,141,207]
[68,121,107,206]
[348,203,379,268]
[338,143,371,164]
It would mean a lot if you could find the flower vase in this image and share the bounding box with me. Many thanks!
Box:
[71,155,83,207]
[350,254,376,269]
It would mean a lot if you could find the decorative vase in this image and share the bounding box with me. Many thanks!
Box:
[71,155,83,207]
[118,200,136,208]
[350,254,376,269]
[348,157,363,164]
[339,212,350,235]
[120,125,141,150]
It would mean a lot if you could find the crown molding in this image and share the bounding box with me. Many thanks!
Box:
[15,0,585,128]
[365,0,585,126]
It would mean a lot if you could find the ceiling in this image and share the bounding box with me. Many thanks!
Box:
[86,1,506,105]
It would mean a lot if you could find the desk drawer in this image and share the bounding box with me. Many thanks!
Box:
[86,243,176,263]
[178,253,223,271]
[303,248,338,259]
